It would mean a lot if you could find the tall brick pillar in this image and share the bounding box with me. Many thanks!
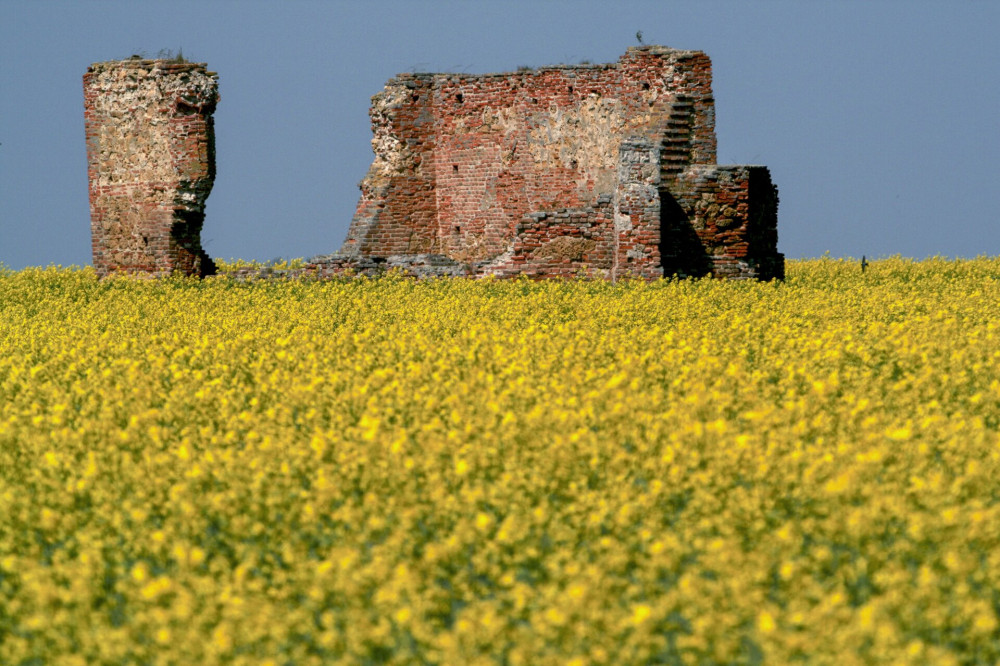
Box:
[84,59,218,277]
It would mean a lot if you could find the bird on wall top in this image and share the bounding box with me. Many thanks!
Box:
[636,30,644,45]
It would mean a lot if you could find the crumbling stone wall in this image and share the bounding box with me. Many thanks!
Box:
[84,58,218,277]
[337,46,783,280]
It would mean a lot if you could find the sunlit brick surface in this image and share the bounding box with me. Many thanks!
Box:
[340,46,783,280]
[84,59,218,277]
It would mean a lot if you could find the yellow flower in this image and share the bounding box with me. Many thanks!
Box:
[631,604,651,625]
[758,611,776,634]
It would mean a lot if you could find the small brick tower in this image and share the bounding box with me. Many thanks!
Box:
[84,58,219,277]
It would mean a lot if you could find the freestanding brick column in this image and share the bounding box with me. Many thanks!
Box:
[84,58,218,277]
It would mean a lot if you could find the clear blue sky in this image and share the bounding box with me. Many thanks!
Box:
[1,0,998,270]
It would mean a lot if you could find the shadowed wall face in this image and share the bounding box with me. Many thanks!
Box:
[84,59,218,277]
[341,46,783,280]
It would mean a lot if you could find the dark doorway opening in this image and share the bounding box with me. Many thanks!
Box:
[659,189,710,278]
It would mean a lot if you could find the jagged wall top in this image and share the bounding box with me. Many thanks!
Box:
[342,46,721,269]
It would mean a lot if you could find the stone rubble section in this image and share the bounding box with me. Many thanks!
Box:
[334,45,784,280]
[84,59,218,277]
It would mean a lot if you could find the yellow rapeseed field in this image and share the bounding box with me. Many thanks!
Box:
[1,257,999,664]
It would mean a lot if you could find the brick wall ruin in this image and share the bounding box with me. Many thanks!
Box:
[331,46,783,280]
[84,58,218,277]
[83,47,782,281]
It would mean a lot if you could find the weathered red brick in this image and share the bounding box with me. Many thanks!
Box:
[84,58,218,278]
[339,46,783,280]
